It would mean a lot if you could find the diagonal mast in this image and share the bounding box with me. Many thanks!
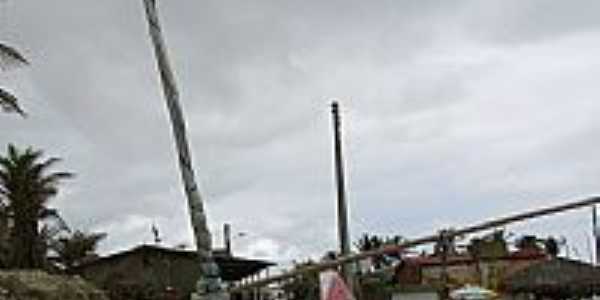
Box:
[141,1,224,298]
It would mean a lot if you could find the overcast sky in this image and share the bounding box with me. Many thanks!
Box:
[2,1,600,267]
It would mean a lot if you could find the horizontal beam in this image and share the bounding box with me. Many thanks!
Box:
[230,195,600,292]
[453,196,600,237]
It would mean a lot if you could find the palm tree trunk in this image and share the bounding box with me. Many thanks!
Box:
[141,1,224,299]
[10,209,40,269]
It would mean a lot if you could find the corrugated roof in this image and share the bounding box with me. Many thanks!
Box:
[404,250,546,267]
[73,244,275,281]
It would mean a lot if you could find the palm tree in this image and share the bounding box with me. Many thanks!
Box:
[355,234,404,270]
[0,144,73,269]
[50,230,106,272]
[0,43,28,116]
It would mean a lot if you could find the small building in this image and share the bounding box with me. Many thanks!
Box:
[503,257,600,300]
[72,244,274,300]
[393,252,600,300]
[395,249,547,290]
[389,233,553,300]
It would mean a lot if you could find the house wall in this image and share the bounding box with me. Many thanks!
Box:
[418,259,542,290]
[392,292,438,300]
[479,259,537,290]
[421,263,479,285]
[77,254,148,299]
[144,249,201,298]
[77,250,207,300]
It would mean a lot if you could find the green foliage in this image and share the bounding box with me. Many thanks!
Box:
[355,233,404,251]
[515,235,543,252]
[355,233,404,270]
[0,144,73,268]
[544,236,559,257]
[0,43,28,66]
[514,234,561,257]
[280,260,320,300]
[0,42,28,117]
[467,230,509,259]
[50,230,107,271]
[0,88,25,116]
[360,273,399,300]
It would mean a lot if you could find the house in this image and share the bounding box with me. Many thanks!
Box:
[387,250,546,300]
[385,233,557,300]
[394,233,548,291]
[72,244,275,300]
[395,248,547,290]
[390,232,600,300]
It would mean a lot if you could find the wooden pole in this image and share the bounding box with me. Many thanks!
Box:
[141,1,225,299]
[438,230,451,300]
[331,101,354,289]
[593,205,599,265]
[224,223,232,255]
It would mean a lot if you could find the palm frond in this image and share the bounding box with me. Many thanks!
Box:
[40,157,62,171]
[38,172,75,188]
[7,144,18,162]
[0,42,28,70]
[39,208,71,233]
[31,157,62,178]
[21,147,42,167]
[0,167,8,184]
[50,230,106,270]
[0,87,25,116]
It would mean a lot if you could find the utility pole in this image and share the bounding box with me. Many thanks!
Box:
[438,230,453,300]
[331,101,354,289]
[141,1,226,299]
[224,223,232,255]
[593,205,599,265]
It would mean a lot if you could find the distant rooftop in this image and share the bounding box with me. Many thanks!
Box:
[74,244,275,282]
[403,248,547,267]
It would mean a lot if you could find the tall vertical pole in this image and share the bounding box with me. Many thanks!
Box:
[593,205,599,265]
[224,223,232,255]
[438,230,452,300]
[331,101,354,289]
[141,1,225,299]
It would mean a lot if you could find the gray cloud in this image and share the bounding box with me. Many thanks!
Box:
[2,0,600,266]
